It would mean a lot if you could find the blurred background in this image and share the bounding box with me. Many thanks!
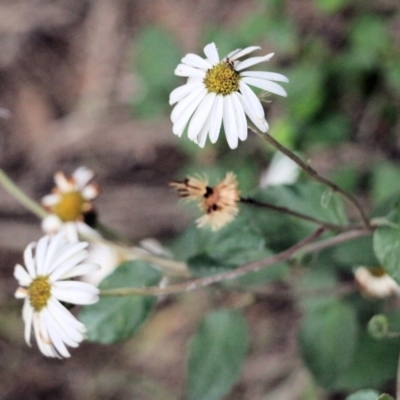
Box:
[0,0,400,399]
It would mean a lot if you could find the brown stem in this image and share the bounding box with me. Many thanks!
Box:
[101,227,325,297]
[252,128,371,229]
[241,197,360,232]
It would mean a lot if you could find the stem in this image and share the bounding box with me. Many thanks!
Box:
[83,233,190,277]
[241,197,359,232]
[0,168,48,219]
[299,228,370,255]
[251,127,371,229]
[100,227,325,297]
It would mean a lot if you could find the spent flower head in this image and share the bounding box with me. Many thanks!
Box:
[14,233,100,358]
[170,172,240,231]
[41,167,100,241]
[354,266,400,298]
[170,42,288,149]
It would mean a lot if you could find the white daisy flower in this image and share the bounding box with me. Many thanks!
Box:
[170,42,288,149]
[41,167,100,242]
[14,233,100,358]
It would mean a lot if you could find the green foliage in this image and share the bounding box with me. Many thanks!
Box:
[371,162,400,206]
[373,204,400,283]
[79,261,161,343]
[132,26,181,118]
[299,300,359,388]
[368,314,389,339]
[346,390,380,400]
[187,310,248,400]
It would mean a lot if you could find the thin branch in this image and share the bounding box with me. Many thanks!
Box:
[251,127,371,229]
[299,229,370,255]
[241,197,360,232]
[100,227,325,297]
[0,168,48,219]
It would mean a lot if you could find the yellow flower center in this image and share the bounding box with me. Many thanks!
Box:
[28,276,51,312]
[53,191,85,222]
[203,61,240,95]
[369,267,386,278]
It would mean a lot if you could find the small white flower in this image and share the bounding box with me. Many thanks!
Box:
[354,266,400,298]
[14,233,100,358]
[259,152,300,188]
[170,42,288,149]
[41,167,100,241]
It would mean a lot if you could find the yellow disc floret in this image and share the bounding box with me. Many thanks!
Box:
[28,276,51,312]
[203,61,240,96]
[53,191,85,222]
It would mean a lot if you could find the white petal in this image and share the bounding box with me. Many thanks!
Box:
[169,80,203,105]
[242,76,287,97]
[203,42,220,64]
[239,81,265,118]
[22,299,33,345]
[181,53,212,70]
[223,96,239,149]
[35,235,50,275]
[33,313,59,358]
[76,222,101,240]
[81,185,99,201]
[188,93,216,140]
[41,214,63,235]
[173,88,208,137]
[239,92,269,132]
[47,305,82,347]
[59,262,99,280]
[52,281,99,305]
[54,172,73,192]
[14,264,32,286]
[171,84,205,123]
[209,95,224,144]
[43,232,66,272]
[231,93,248,141]
[195,109,213,148]
[174,64,206,78]
[15,287,28,299]
[49,251,89,282]
[42,309,71,358]
[23,242,36,278]
[240,70,289,82]
[41,193,61,207]
[225,48,241,60]
[235,53,274,71]
[228,46,261,61]
[73,166,94,190]
[48,241,88,274]
[48,297,86,333]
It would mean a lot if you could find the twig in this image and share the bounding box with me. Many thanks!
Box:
[251,127,371,229]
[0,168,48,219]
[241,197,359,232]
[299,229,370,255]
[100,227,325,297]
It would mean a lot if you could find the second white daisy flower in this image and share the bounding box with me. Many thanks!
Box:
[170,42,288,149]
[14,233,100,358]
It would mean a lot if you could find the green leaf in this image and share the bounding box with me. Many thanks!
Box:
[373,205,400,283]
[371,161,400,206]
[346,390,379,400]
[335,328,400,390]
[299,301,359,388]
[79,261,161,344]
[378,394,395,400]
[333,236,378,267]
[187,310,248,400]
[313,0,349,13]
